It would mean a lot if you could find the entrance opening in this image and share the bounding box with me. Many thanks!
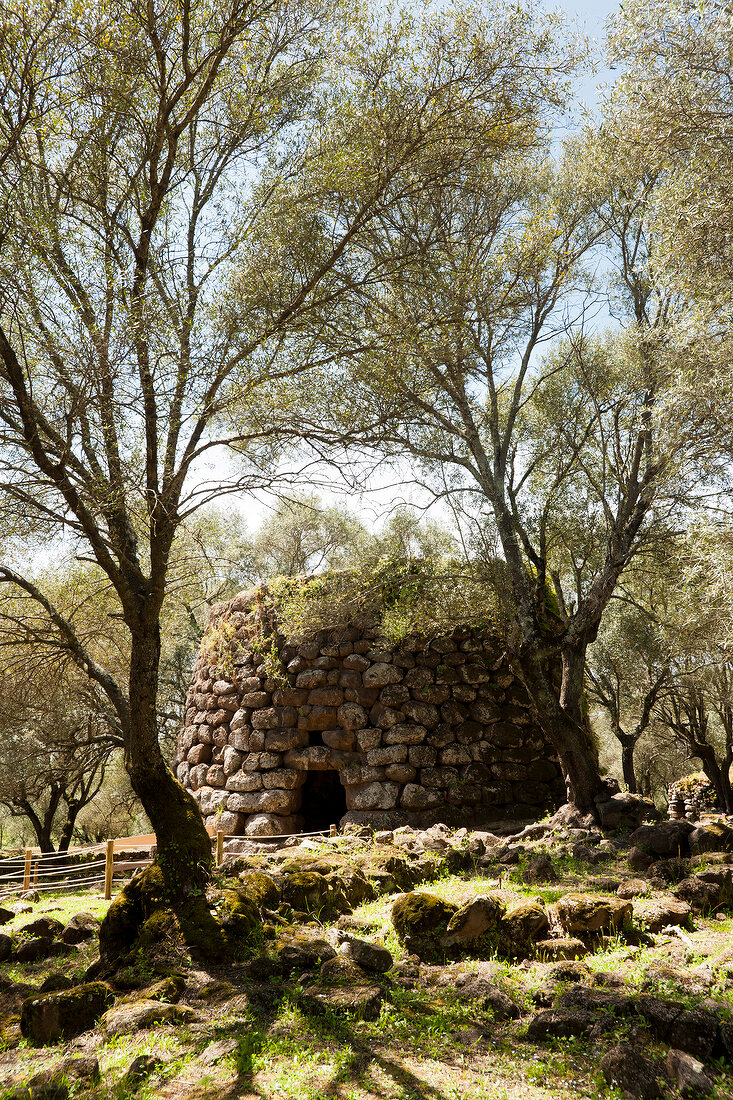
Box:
[300,769,347,832]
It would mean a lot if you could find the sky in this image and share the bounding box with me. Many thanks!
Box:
[562,0,620,111]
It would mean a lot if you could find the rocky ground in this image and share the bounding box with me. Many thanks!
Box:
[1,803,733,1100]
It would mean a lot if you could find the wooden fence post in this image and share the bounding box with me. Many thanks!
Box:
[216,830,224,868]
[104,839,115,900]
[22,849,32,892]
[329,824,337,837]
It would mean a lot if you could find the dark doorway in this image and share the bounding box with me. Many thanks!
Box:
[300,769,347,832]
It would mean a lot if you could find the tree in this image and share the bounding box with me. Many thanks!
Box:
[0,661,121,851]
[272,81,718,815]
[0,0,552,949]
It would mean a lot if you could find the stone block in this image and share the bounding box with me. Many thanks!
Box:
[469,700,502,723]
[456,721,483,745]
[366,745,408,766]
[400,784,444,811]
[323,728,356,751]
[223,747,244,776]
[404,667,434,688]
[176,762,190,786]
[225,771,263,792]
[245,813,302,836]
[440,701,468,724]
[262,768,305,790]
[296,669,327,689]
[199,786,227,815]
[340,764,386,786]
[230,708,251,732]
[526,759,562,783]
[370,703,403,729]
[447,782,482,805]
[212,726,229,748]
[273,688,308,706]
[211,709,232,728]
[402,700,439,726]
[284,746,332,770]
[383,723,427,745]
[212,679,236,695]
[339,670,362,689]
[491,723,524,748]
[216,693,239,713]
[188,763,209,790]
[408,745,437,767]
[187,743,212,766]
[452,684,477,703]
[343,654,370,671]
[227,788,301,815]
[231,729,250,752]
[460,663,491,683]
[363,663,403,687]
[385,763,416,783]
[338,703,368,729]
[264,728,307,752]
[439,744,471,766]
[213,811,248,835]
[298,706,339,731]
[206,764,227,788]
[421,766,459,788]
[380,684,410,706]
[249,730,266,751]
[345,782,400,811]
[308,687,344,706]
[197,724,214,744]
[252,706,296,729]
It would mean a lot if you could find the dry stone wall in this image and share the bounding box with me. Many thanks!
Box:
[175,587,566,836]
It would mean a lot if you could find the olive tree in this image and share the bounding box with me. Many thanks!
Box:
[0,0,556,950]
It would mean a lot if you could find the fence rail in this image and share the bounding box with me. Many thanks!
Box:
[0,824,336,902]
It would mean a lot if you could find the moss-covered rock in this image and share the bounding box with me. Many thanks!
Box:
[442,895,505,947]
[20,982,114,1044]
[99,864,167,961]
[239,871,281,909]
[277,933,336,973]
[101,997,197,1036]
[215,888,260,939]
[499,902,549,958]
[280,872,330,914]
[556,893,632,936]
[391,891,458,960]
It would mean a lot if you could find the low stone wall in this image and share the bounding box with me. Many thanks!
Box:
[175,587,566,836]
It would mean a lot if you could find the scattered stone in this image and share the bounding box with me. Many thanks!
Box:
[628,821,694,859]
[555,985,636,1018]
[278,934,336,973]
[689,820,733,855]
[101,997,197,1036]
[453,971,520,1019]
[124,1054,163,1084]
[15,938,73,963]
[0,906,13,924]
[666,1049,713,1098]
[199,1038,238,1066]
[20,982,114,1044]
[299,981,383,1020]
[599,1044,662,1099]
[617,878,651,900]
[596,792,662,830]
[555,893,631,935]
[0,932,12,960]
[634,897,692,932]
[525,1009,598,1041]
[338,935,393,973]
[60,912,99,944]
[440,895,503,946]
[38,972,73,993]
[628,846,655,872]
[18,917,64,940]
[392,891,458,958]
[521,855,558,883]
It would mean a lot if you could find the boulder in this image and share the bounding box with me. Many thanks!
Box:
[597,793,662,830]
[280,871,330,913]
[674,874,729,913]
[0,933,12,960]
[634,897,692,932]
[101,998,196,1036]
[520,855,558,884]
[15,938,73,963]
[599,1045,662,1099]
[689,820,733,855]
[499,902,549,957]
[440,895,504,946]
[299,982,383,1020]
[0,906,13,925]
[123,1054,163,1084]
[392,892,458,943]
[338,936,393,974]
[238,871,281,909]
[628,820,694,858]
[555,893,631,935]
[525,1009,599,1041]
[61,912,100,945]
[666,1049,713,1098]
[617,878,651,900]
[277,934,336,973]
[214,888,259,939]
[18,917,64,939]
[453,971,520,1019]
[20,982,114,1044]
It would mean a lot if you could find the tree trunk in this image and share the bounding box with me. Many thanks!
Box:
[514,649,606,815]
[125,624,212,895]
[57,800,80,854]
[619,734,638,793]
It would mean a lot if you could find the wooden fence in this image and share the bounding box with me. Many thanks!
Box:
[0,824,336,902]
